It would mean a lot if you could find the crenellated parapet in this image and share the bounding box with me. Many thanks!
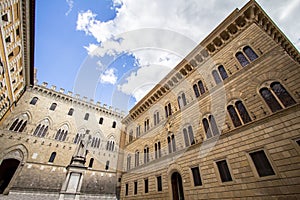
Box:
[30,82,125,119]
[123,0,300,123]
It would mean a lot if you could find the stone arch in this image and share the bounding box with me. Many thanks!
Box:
[167,163,187,200]
[7,111,31,127]
[0,144,28,194]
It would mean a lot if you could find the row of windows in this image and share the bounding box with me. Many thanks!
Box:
[127,46,261,139]
[29,97,117,127]
[125,149,275,196]
[125,176,162,196]
[48,152,110,170]
[9,119,114,148]
[127,87,296,168]
[128,81,296,143]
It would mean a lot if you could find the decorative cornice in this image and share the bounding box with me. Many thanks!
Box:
[123,0,300,123]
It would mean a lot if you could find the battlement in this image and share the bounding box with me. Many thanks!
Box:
[30,82,125,119]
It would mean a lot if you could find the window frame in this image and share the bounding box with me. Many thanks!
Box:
[190,165,203,187]
[246,149,277,179]
[214,159,234,183]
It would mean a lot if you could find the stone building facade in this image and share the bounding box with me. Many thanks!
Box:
[0,0,300,199]
[0,1,124,199]
[119,1,300,199]
[0,0,34,120]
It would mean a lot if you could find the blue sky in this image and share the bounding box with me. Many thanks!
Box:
[35,0,300,113]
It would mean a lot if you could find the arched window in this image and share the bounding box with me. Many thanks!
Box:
[9,114,28,132]
[260,82,296,113]
[212,70,221,84]
[84,113,89,120]
[202,115,220,139]
[218,65,228,80]
[227,101,251,127]
[236,52,249,67]
[105,160,110,170]
[33,119,49,137]
[9,119,19,131]
[165,103,172,117]
[112,121,116,128]
[178,92,187,110]
[144,146,150,164]
[29,97,38,105]
[129,130,133,142]
[127,154,131,171]
[136,125,141,137]
[91,137,101,148]
[154,141,161,159]
[74,129,85,144]
[88,158,94,168]
[193,84,200,98]
[243,46,258,61]
[99,117,104,124]
[144,118,149,132]
[198,80,206,95]
[167,134,176,153]
[154,111,160,126]
[48,152,56,163]
[49,103,57,111]
[55,124,68,142]
[68,108,74,116]
[236,46,258,67]
[135,150,139,167]
[106,137,115,151]
[183,125,195,147]
[212,65,228,85]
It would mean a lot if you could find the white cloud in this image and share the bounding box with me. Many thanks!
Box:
[65,0,74,16]
[77,0,300,103]
[99,68,117,85]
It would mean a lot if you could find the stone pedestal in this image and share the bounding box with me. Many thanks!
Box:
[59,156,87,200]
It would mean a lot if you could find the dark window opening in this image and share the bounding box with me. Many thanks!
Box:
[105,160,110,170]
[49,103,57,111]
[236,52,249,67]
[68,108,74,116]
[250,150,275,177]
[125,183,128,196]
[243,46,258,61]
[112,121,116,128]
[88,158,94,168]
[216,160,232,182]
[84,113,89,120]
[134,181,138,195]
[48,152,56,163]
[157,176,162,191]
[191,167,202,186]
[30,97,38,105]
[99,117,103,124]
[144,179,149,193]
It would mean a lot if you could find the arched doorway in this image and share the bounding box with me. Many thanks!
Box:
[171,172,184,200]
[0,159,20,194]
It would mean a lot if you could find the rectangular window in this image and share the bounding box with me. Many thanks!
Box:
[2,13,8,22]
[216,160,232,182]
[16,27,20,36]
[250,150,275,177]
[125,183,128,196]
[191,167,202,186]
[134,181,138,195]
[157,176,162,191]
[144,179,148,193]
[5,36,11,43]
